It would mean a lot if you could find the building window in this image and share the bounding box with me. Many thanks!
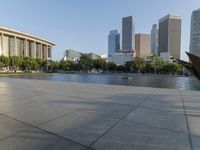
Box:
[36,43,40,58]
[28,41,32,57]
[17,38,25,57]
[48,47,51,58]
[28,41,34,57]
[42,45,45,59]
[9,36,15,56]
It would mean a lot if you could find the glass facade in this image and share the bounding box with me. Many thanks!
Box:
[151,24,158,55]
[48,47,51,58]
[27,41,35,57]
[108,30,120,56]
[36,43,41,58]
[17,38,25,56]
[0,34,2,55]
[9,37,15,56]
[158,19,169,54]
[42,45,45,59]
[190,9,200,57]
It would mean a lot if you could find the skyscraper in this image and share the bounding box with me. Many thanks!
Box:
[122,16,135,53]
[190,9,200,57]
[108,30,120,56]
[135,34,151,58]
[151,24,158,55]
[158,14,181,60]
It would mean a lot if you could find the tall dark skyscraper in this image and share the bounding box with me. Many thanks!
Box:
[158,14,181,60]
[122,16,135,53]
[190,9,200,57]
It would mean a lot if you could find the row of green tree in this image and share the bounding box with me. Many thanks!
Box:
[0,55,183,74]
[0,56,47,71]
[125,55,183,74]
[59,54,183,74]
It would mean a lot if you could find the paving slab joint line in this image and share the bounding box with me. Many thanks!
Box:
[180,90,193,150]
[80,99,136,108]
[83,146,97,150]
[124,119,188,135]
[94,100,137,107]
[0,113,90,149]
[0,127,28,142]
[37,100,103,126]
[139,106,185,113]
[87,92,155,148]
[36,109,82,127]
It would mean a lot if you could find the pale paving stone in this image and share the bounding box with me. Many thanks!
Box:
[124,107,187,133]
[0,127,86,150]
[0,115,29,140]
[40,111,118,146]
[93,121,190,150]
[0,77,198,149]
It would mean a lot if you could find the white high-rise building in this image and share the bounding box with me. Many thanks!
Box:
[190,9,200,57]
[151,24,158,55]
[108,30,120,60]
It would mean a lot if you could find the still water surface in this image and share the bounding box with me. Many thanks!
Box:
[5,73,200,91]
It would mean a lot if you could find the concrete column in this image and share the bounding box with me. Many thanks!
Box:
[2,34,8,57]
[32,41,36,58]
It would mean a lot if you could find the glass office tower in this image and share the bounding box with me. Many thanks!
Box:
[151,24,158,55]
[190,9,200,57]
[108,30,120,55]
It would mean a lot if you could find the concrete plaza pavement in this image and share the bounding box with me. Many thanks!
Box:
[0,77,200,150]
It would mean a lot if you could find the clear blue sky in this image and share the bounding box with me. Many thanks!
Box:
[0,0,199,61]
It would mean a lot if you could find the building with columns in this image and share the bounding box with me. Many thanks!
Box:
[0,27,55,60]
